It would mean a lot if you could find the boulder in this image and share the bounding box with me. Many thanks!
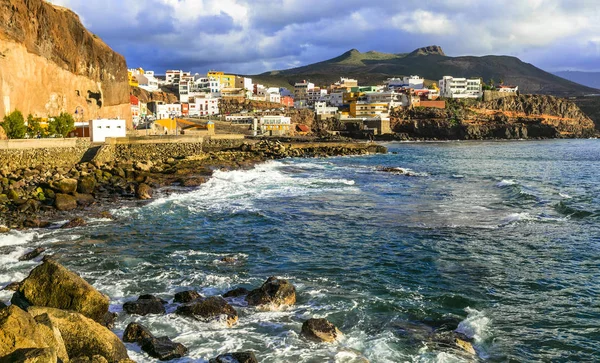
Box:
[173,290,202,304]
[0,302,6,309]
[122,322,188,361]
[135,183,152,200]
[23,219,50,229]
[16,260,109,323]
[0,226,9,233]
[430,330,476,356]
[175,296,238,326]
[71,356,108,363]
[75,193,95,206]
[222,288,249,298]
[61,217,87,229]
[34,313,69,362]
[28,307,130,363]
[78,177,97,194]
[123,295,166,316]
[209,352,258,363]
[18,247,46,261]
[55,193,78,211]
[220,256,237,263]
[2,282,20,291]
[245,277,296,307]
[301,318,342,343]
[0,348,57,363]
[122,322,154,343]
[54,179,79,194]
[0,306,66,360]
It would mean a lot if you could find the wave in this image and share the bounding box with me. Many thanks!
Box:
[0,230,38,247]
[496,179,517,187]
[554,201,595,219]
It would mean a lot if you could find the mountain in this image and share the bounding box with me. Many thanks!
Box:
[254,46,597,96]
[0,0,131,124]
[553,71,600,91]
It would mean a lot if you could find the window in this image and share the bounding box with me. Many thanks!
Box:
[106,126,111,129]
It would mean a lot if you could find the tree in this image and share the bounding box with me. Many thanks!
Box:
[27,114,46,138]
[1,110,27,139]
[48,112,75,137]
[488,78,496,89]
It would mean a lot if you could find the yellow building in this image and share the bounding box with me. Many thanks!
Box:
[349,102,389,118]
[343,92,364,104]
[128,70,141,87]
[207,71,236,89]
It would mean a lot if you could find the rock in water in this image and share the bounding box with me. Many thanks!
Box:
[18,247,46,261]
[175,296,238,326]
[0,306,66,360]
[16,259,109,323]
[140,336,188,361]
[245,277,296,307]
[0,347,57,363]
[135,183,153,200]
[173,290,202,304]
[122,322,154,343]
[27,307,130,362]
[3,282,20,291]
[123,322,188,361]
[54,193,78,211]
[123,295,166,316]
[60,217,87,229]
[209,351,258,363]
[78,177,97,194]
[301,318,343,343]
[0,302,6,309]
[222,287,249,298]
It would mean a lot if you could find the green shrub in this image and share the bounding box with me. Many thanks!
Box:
[2,110,27,139]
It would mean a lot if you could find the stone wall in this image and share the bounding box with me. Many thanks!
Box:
[483,90,518,102]
[0,139,90,169]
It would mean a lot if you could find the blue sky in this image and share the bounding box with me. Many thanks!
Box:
[49,0,600,75]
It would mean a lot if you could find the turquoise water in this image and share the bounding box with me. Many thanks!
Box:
[1,140,599,362]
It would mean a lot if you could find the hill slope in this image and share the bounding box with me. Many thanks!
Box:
[256,46,596,96]
[554,71,600,91]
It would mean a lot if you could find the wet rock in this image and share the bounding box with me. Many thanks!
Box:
[18,247,46,261]
[430,330,476,356]
[123,322,188,361]
[0,302,6,309]
[23,219,49,229]
[122,322,154,343]
[209,351,258,363]
[28,307,130,363]
[222,287,249,298]
[140,336,188,361]
[135,183,153,200]
[101,312,118,330]
[123,295,166,316]
[378,167,417,176]
[61,217,87,229]
[75,193,96,206]
[220,256,237,263]
[174,290,202,304]
[301,318,343,343]
[54,178,78,194]
[0,306,66,360]
[0,226,9,233]
[245,277,296,308]
[54,193,78,211]
[0,347,57,363]
[175,296,238,326]
[16,259,109,323]
[78,176,97,194]
[182,177,206,187]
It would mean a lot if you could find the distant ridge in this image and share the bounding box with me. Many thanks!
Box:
[553,71,600,91]
[252,46,596,96]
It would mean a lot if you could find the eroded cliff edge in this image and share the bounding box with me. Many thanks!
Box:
[391,95,597,139]
[0,0,131,125]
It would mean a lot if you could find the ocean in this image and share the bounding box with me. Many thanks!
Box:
[1,140,599,362]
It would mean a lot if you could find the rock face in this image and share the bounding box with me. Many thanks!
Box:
[123,295,166,316]
[123,322,188,361]
[15,259,110,323]
[175,296,238,326]
[18,247,46,261]
[173,290,202,304]
[0,305,67,361]
[245,277,296,308]
[0,0,131,125]
[130,86,178,104]
[391,95,596,139]
[0,348,57,363]
[301,318,342,343]
[54,193,78,211]
[209,352,258,363]
[408,45,446,57]
[28,307,130,362]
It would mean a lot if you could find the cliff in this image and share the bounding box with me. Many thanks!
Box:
[391,95,596,139]
[130,86,178,104]
[0,0,131,126]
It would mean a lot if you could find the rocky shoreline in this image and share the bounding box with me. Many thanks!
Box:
[0,139,386,232]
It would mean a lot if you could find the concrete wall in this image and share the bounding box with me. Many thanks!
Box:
[0,138,91,169]
[0,138,79,150]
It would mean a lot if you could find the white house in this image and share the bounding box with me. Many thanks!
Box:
[189,95,219,116]
[497,85,519,93]
[89,119,127,143]
[386,76,424,90]
[314,101,338,117]
[156,103,182,119]
[439,76,483,99]
[294,80,315,99]
[165,70,190,86]
[267,92,281,103]
[256,115,291,136]
[364,91,406,107]
[135,70,160,92]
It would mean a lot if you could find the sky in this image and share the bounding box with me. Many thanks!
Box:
[48,0,600,75]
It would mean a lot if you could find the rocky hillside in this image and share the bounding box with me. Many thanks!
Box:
[0,0,131,125]
[130,86,178,104]
[391,95,596,139]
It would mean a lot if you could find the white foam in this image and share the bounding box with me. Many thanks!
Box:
[559,192,573,199]
[0,230,37,247]
[496,179,517,187]
[456,307,491,343]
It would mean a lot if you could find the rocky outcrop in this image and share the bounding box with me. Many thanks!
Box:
[27,307,130,363]
[301,318,343,343]
[15,259,110,323]
[175,296,238,326]
[123,322,188,361]
[130,86,178,105]
[209,352,258,363]
[391,95,596,139]
[173,290,202,304]
[0,347,57,363]
[408,45,446,57]
[0,0,131,125]
[245,277,296,308]
[18,247,46,261]
[123,295,166,316]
